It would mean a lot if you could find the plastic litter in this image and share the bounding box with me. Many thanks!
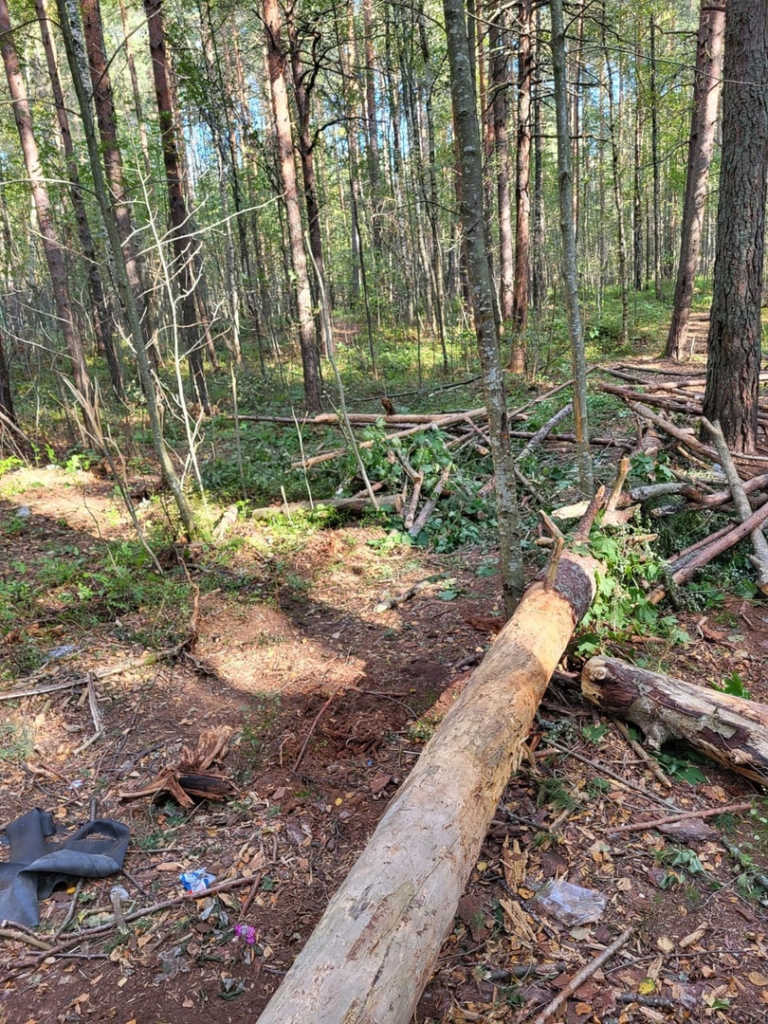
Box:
[534,879,606,927]
[179,867,216,892]
[16,507,30,518]
[48,643,77,659]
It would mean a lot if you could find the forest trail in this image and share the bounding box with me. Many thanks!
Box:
[682,311,711,357]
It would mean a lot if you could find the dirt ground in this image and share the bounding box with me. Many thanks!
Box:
[1,454,767,1024]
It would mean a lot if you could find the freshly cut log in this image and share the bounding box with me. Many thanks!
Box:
[582,656,768,785]
[256,553,596,1024]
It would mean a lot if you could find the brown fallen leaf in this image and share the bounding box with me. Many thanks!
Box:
[749,971,768,987]
[679,924,708,949]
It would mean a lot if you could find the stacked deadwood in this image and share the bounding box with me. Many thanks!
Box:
[244,380,632,536]
[599,365,768,601]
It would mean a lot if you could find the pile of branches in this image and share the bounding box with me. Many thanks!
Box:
[600,365,768,601]
[244,380,629,540]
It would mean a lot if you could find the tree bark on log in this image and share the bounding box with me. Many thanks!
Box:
[256,553,596,1024]
[582,656,768,785]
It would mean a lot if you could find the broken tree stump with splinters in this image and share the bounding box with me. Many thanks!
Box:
[256,551,597,1024]
[582,656,768,785]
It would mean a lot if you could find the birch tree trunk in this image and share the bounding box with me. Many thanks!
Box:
[666,1,726,359]
[443,0,523,613]
[551,0,593,494]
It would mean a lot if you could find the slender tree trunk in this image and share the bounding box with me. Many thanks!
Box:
[443,0,523,615]
[531,5,544,311]
[56,0,195,537]
[0,0,100,443]
[263,0,321,410]
[602,13,629,346]
[418,3,448,369]
[511,0,532,358]
[666,1,726,359]
[34,0,123,399]
[144,0,210,413]
[551,0,593,493]
[633,33,643,292]
[649,16,662,301]
[117,0,152,181]
[79,0,149,339]
[702,0,768,452]
[362,0,381,253]
[0,325,16,426]
[489,6,513,324]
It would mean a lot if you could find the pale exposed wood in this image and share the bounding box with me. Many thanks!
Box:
[583,655,768,784]
[256,552,596,1024]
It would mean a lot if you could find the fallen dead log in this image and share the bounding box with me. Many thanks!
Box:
[630,402,768,473]
[515,402,572,463]
[256,552,596,1024]
[649,496,768,603]
[702,418,768,594]
[250,493,398,518]
[582,656,768,785]
[697,470,768,508]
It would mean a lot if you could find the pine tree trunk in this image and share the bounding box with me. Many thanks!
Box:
[34,0,123,399]
[511,0,532,362]
[666,1,725,359]
[56,0,194,537]
[649,16,662,301]
[702,0,768,452]
[80,0,150,341]
[444,0,523,614]
[602,12,629,346]
[144,0,210,413]
[531,5,544,310]
[552,0,593,494]
[362,0,381,253]
[0,326,16,427]
[633,34,643,292]
[0,0,100,443]
[489,5,514,332]
[263,0,321,410]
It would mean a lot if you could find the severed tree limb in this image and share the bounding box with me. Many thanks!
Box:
[582,656,768,785]
[649,497,768,603]
[256,552,597,1024]
[630,402,768,471]
[607,800,753,836]
[515,402,573,463]
[408,464,452,539]
[697,470,768,508]
[702,417,768,594]
[613,721,671,788]
[530,928,633,1024]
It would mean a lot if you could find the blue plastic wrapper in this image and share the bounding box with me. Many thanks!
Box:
[179,868,216,892]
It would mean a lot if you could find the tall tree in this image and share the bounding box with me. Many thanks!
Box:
[649,15,662,300]
[666,1,726,359]
[511,0,532,355]
[0,0,100,442]
[443,0,523,614]
[56,0,195,537]
[601,10,629,347]
[143,0,210,412]
[263,0,321,410]
[702,0,768,452]
[34,0,123,399]
[488,4,514,341]
[552,0,592,493]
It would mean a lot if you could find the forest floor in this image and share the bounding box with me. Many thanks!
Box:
[1,343,768,1023]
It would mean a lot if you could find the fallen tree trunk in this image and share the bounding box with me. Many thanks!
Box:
[256,553,596,1024]
[702,417,768,594]
[582,656,768,785]
[649,496,768,603]
[630,402,768,472]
